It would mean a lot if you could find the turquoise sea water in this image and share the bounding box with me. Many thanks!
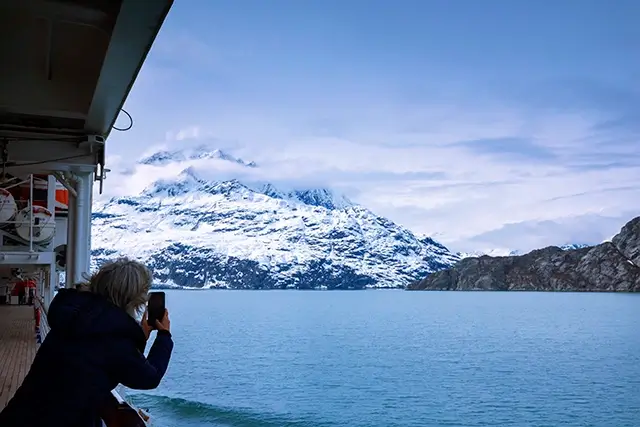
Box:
[127,290,640,427]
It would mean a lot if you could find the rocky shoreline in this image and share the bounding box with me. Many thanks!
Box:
[408,216,640,292]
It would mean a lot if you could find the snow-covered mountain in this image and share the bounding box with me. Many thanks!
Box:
[458,243,592,259]
[91,148,460,289]
[458,249,522,258]
[559,243,591,251]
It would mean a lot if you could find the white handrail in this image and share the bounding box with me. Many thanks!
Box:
[34,295,50,344]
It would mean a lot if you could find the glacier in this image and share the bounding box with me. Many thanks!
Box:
[91,148,460,289]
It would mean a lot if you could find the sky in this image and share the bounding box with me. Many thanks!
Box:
[101,0,640,254]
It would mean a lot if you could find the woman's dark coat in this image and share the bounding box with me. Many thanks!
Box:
[0,289,173,427]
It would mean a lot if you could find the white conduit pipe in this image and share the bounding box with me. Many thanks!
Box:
[63,171,92,284]
[74,175,86,284]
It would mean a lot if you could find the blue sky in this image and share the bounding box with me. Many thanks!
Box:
[103,0,640,253]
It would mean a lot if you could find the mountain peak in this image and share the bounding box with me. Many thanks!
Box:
[139,149,184,166]
[139,146,257,168]
[142,167,203,197]
[138,148,353,211]
[192,146,257,167]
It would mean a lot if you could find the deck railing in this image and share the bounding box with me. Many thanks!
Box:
[99,388,151,426]
[34,296,50,344]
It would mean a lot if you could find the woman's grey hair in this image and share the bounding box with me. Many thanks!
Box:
[86,257,152,318]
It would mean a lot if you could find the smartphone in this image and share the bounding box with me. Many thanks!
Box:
[147,292,165,328]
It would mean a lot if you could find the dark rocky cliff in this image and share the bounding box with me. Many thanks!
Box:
[407,216,640,292]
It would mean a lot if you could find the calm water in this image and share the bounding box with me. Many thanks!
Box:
[127,290,640,427]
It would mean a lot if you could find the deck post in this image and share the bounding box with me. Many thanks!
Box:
[71,172,93,284]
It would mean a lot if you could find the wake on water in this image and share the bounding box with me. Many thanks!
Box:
[129,393,329,427]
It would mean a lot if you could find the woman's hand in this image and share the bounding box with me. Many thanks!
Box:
[155,309,170,332]
[141,309,152,341]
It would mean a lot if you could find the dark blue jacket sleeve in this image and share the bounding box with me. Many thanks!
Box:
[115,331,174,390]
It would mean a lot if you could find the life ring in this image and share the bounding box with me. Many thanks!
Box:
[14,206,56,243]
[0,187,17,224]
[32,205,53,216]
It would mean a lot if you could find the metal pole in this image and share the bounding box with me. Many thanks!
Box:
[66,194,76,288]
[74,175,85,283]
[29,174,33,252]
[73,173,92,283]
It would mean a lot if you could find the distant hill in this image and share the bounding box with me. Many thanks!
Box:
[408,217,639,292]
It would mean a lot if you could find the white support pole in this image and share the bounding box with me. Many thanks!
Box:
[65,193,76,288]
[72,172,93,284]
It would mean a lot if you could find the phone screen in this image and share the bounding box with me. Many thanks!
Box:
[147,292,165,327]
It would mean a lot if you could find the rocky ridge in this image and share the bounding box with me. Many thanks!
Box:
[408,216,640,292]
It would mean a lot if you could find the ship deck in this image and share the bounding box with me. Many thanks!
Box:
[0,305,36,408]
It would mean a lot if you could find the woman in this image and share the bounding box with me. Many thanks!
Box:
[0,258,173,427]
